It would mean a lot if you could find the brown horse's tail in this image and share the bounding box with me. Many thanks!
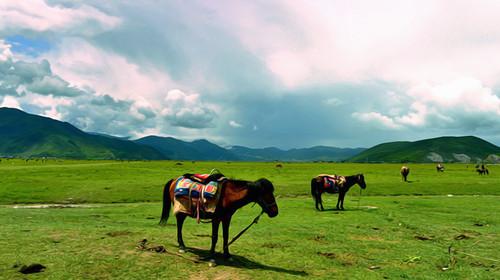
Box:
[159,179,174,226]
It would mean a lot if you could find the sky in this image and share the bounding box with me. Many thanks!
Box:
[1,0,500,149]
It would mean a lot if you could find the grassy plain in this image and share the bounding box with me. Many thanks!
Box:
[0,159,498,279]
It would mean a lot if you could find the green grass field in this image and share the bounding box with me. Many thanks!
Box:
[0,160,498,279]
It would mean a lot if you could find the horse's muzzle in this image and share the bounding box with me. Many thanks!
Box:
[267,205,278,218]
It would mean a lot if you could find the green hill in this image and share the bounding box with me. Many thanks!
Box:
[0,107,164,160]
[348,136,500,163]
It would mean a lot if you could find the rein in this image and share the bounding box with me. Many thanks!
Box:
[227,211,264,247]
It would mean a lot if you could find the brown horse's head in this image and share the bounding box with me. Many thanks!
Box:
[356,174,367,189]
[252,178,278,218]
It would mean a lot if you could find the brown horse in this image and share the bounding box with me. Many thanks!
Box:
[160,175,278,262]
[401,166,410,182]
[310,174,366,211]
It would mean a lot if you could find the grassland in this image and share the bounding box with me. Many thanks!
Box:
[0,159,498,279]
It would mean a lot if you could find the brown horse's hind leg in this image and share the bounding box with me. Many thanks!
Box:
[222,215,233,260]
[209,219,220,258]
[176,214,187,252]
[318,192,325,211]
[336,191,345,210]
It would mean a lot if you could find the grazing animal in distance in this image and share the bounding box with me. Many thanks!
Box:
[401,166,410,182]
[436,163,445,172]
[160,173,278,263]
[476,164,489,175]
[311,174,366,211]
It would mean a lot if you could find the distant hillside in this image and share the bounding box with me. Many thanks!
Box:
[135,136,239,161]
[136,136,365,162]
[0,108,165,160]
[228,145,365,162]
[348,136,500,163]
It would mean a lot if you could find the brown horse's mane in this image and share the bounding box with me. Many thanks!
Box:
[223,178,272,188]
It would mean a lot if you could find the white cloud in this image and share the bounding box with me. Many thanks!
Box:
[354,78,500,132]
[229,120,243,128]
[324,97,344,107]
[213,0,500,88]
[352,111,401,129]
[45,38,179,102]
[0,40,12,61]
[0,95,21,109]
[0,1,121,35]
[161,89,217,129]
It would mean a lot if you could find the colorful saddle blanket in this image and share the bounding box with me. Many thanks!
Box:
[174,177,219,199]
[172,175,224,219]
[318,174,345,193]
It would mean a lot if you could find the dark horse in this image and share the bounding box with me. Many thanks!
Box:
[401,166,410,182]
[160,176,278,262]
[476,164,489,175]
[310,174,366,211]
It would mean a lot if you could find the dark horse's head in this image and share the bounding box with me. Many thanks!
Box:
[252,178,278,218]
[356,174,367,189]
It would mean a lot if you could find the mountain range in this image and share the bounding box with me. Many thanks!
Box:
[0,108,363,161]
[1,107,499,162]
[348,136,500,163]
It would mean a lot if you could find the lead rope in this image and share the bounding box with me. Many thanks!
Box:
[358,188,362,209]
[227,211,264,247]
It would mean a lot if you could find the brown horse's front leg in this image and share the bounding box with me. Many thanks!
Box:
[222,216,233,260]
[176,214,187,252]
[210,219,220,258]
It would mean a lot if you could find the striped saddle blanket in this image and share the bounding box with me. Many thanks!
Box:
[174,177,219,199]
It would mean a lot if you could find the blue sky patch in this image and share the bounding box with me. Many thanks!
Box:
[5,35,52,57]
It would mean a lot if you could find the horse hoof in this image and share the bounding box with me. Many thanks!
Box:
[178,249,185,253]
[208,259,217,267]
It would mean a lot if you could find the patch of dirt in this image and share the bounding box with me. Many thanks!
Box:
[12,204,96,209]
[454,234,471,240]
[360,205,379,209]
[350,235,384,241]
[192,234,211,238]
[261,242,288,249]
[414,235,433,241]
[337,253,357,266]
[317,252,336,259]
[189,270,247,280]
[106,231,132,237]
[312,234,326,242]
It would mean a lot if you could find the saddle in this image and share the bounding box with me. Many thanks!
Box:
[173,173,226,222]
[317,174,345,193]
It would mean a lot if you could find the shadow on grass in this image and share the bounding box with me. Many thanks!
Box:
[186,247,308,276]
[320,208,365,212]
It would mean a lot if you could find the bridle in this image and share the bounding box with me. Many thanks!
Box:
[256,194,277,214]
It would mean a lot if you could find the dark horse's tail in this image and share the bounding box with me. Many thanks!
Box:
[159,179,174,225]
[311,178,318,203]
